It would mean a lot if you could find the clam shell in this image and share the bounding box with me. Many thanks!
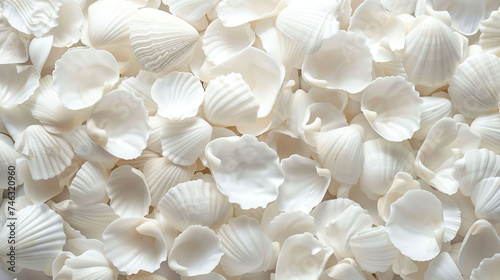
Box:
[69,161,109,206]
[158,179,233,232]
[168,225,224,276]
[470,253,500,280]
[350,226,399,273]
[377,172,421,222]
[454,148,500,196]
[0,14,29,64]
[129,8,199,73]
[264,130,311,161]
[151,71,204,121]
[0,0,62,36]
[0,64,39,110]
[216,0,284,27]
[118,70,158,115]
[286,89,314,138]
[471,177,500,222]
[164,0,219,21]
[424,252,463,280]
[59,250,118,280]
[470,113,500,154]
[266,211,317,245]
[301,102,348,146]
[65,125,118,168]
[480,7,500,57]
[448,53,500,118]
[45,0,83,48]
[413,96,453,140]
[0,134,21,190]
[319,258,366,280]
[381,0,418,14]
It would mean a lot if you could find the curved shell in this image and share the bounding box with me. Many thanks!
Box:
[59,250,118,280]
[413,96,453,140]
[163,0,219,21]
[350,226,399,273]
[470,113,500,154]
[0,15,29,64]
[377,172,421,222]
[471,253,500,280]
[129,8,199,73]
[216,0,284,28]
[454,148,500,196]
[266,211,317,245]
[168,225,224,276]
[480,7,500,57]
[158,179,233,232]
[424,252,463,280]
[69,161,109,206]
[448,53,500,118]
[151,71,204,121]
[471,177,500,222]
[0,64,39,110]
[118,70,157,115]
[53,48,120,110]
[65,126,118,168]
[0,135,21,190]
[381,0,418,14]
[45,0,83,48]
[0,0,62,36]
[361,76,423,142]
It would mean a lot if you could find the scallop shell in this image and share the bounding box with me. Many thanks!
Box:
[264,130,311,161]
[0,134,21,190]
[58,249,118,280]
[118,70,158,115]
[164,0,219,21]
[103,217,168,274]
[158,179,233,232]
[218,215,273,276]
[448,53,500,118]
[203,73,259,127]
[205,135,284,209]
[286,89,314,138]
[216,0,284,28]
[454,148,500,196]
[471,177,500,222]
[377,172,421,222]
[350,226,399,273]
[0,204,65,271]
[381,0,418,14]
[45,0,83,48]
[319,258,366,280]
[53,48,120,110]
[129,8,199,73]
[413,96,453,140]
[470,114,500,154]
[168,225,224,276]
[301,102,348,145]
[403,16,466,87]
[65,125,118,168]
[151,71,204,121]
[86,89,151,160]
[0,0,63,36]
[0,14,29,64]
[480,7,500,57]
[69,161,109,206]
[266,211,317,245]
[302,31,373,93]
[424,252,463,280]
[0,64,39,110]
[471,253,500,280]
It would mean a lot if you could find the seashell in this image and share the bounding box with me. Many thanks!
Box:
[0,134,21,190]
[448,53,500,118]
[457,219,500,279]
[203,19,255,65]
[205,135,284,209]
[146,115,167,154]
[348,0,405,62]
[275,233,333,280]
[129,8,199,73]
[415,118,481,195]
[53,48,120,110]
[163,0,218,21]
[350,226,399,273]
[386,189,444,261]
[0,204,65,271]
[0,64,39,110]
[302,30,372,93]
[381,0,418,14]
[126,272,169,280]
[424,252,463,280]
[158,179,233,232]
[454,148,500,196]
[216,0,284,28]
[471,113,500,154]
[198,127,238,167]
[218,215,273,276]
[143,156,195,207]
[15,124,74,181]
[429,189,461,243]
[318,258,366,280]
[86,89,151,160]
[413,96,453,140]
[118,70,158,115]
[480,7,500,57]
[360,139,415,197]
[308,87,349,112]
[285,89,314,138]
[452,189,479,237]
[470,253,500,280]
[277,155,330,213]
[266,211,317,245]
[264,130,311,161]
[203,73,259,126]
[106,165,151,218]
[115,148,161,171]
[151,71,204,121]
[45,0,83,48]
[65,125,118,168]
[179,272,225,280]
[69,161,109,206]
[57,249,118,280]
[0,0,63,37]
[380,50,408,79]
[360,76,423,142]
[160,116,212,166]
[403,16,466,87]
[168,225,224,276]
[103,217,168,274]
[471,177,500,222]
[301,102,348,146]
[0,14,29,64]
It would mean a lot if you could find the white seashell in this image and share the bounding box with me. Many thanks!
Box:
[158,179,233,232]
[103,217,168,274]
[118,70,158,115]
[457,219,500,279]
[15,124,74,181]
[275,233,333,280]
[45,0,83,48]
[29,35,54,74]
[348,0,405,62]
[266,211,317,245]
[403,16,466,87]
[163,0,219,21]
[86,89,151,160]
[277,155,330,213]
[198,127,238,167]
[216,0,284,28]
[448,53,500,118]
[106,165,150,218]
[264,130,311,161]
[286,89,314,138]
[350,226,399,273]
[203,19,255,65]
[53,48,119,110]
[0,204,65,271]
[127,272,169,280]
[415,118,481,195]
[129,8,199,73]
[58,249,118,280]
[471,177,500,223]
[319,258,366,280]
[470,253,500,280]
[0,134,21,190]
[65,125,118,168]
[0,0,62,36]
[380,50,408,79]
[146,115,167,154]
[413,96,453,140]
[361,76,423,142]
[360,139,415,197]
[218,215,273,276]
[69,161,109,206]
[454,148,500,196]
[180,272,225,280]
[307,87,349,112]
[302,30,372,93]
[301,102,348,146]
[480,7,500,57]
[430,189,461,243]
[424,252,463,280]
[386,189,444,261]
[0,64,39,110]
[116,148,161,171]
[471,114,500,154]
[160,116,212,166]
[168,225,224,276]
[203,73,259,126]
[0,14,29,64]
[381,0,418,14]
[205,135,284,209]
[143,156,195,207]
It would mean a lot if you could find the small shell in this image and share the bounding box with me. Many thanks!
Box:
[0,14,29,64]
[59,250,118,280]
[216,0,284,27]
[0,0,62,36]
[470,114,500,154]
[454,148,500,196]
[413,96,453,140]
[350,226,399,273]
[53,48,119,110]
[286,89,314,137]
[470,253,500,280]
[302,31,373,93]
[471,177,500,222]
[205,135,284,209]
[103,217,168,274]
[65,126,118,168]
[266,211,317,245]
[129,8,199,73]
[448,53,500,118]
[307,87,349,112]
[377,172,421,222]
[424,252,463,280]
[301,102,348,145]
[45,0,83,48]
[118,70,158,115]
[264,130,311,161]
[361,76,423,142]
[479,7,500,57]
[168,225,224,276]
[69,161,109,206]
[0,64,39,110]
[151,71,204,121]
[163,0,219,21]
[158,179,233,232]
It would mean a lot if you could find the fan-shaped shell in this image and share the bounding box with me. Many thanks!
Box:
[471,253,500,280]
[65,126,118,168]
[480,7,500,57]
[266,211,317,245]
[424,252,463,280]
[470,114,500,154]
[454,148,500,196]
[58,249,118,280]
[45,0,83,48]
[163,0,219,21]
[0,0,63,36]
[350,226,399,273]
[216,0,284,27]
[129,8,199,73]
[69,161,109,206]
[0,64,39,110]
[413,96,453,140]
[118,70,157,115]
[471,177,500,222]
[0,134,21,190]
[0,14,29,64]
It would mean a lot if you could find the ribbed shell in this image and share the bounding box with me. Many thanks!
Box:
[69,161,109,206]
[0,0,63,36]
[480,8,500,57]
[454,148,500,196]
[471,177,500,222]
[470,114,500,154]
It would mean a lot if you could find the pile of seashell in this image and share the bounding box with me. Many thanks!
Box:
[1,0,500,279]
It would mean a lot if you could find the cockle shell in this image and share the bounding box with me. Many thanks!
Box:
[350,226,399,273]
[266,211,317,245]
[0,14,29,64]
[69,161,109,206]
[413,96,453,140]
[479,7,500,57]
[56,249,118,280]
[216,0,284,27]
[118,70,157,115]
[424,252,463,280]
[319,258,366,280]
[0,134,21,190]
[453,148,500,196]
[471,177,500,222]
[470,113,500,154]
[0,64,39,110]
[163,0,219,21]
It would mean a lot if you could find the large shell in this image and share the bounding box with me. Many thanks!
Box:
[129,8,199,73]
[470,113,500,154]
[479,7,500,57]
[0,0,62,36]
[454,148,500,196]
